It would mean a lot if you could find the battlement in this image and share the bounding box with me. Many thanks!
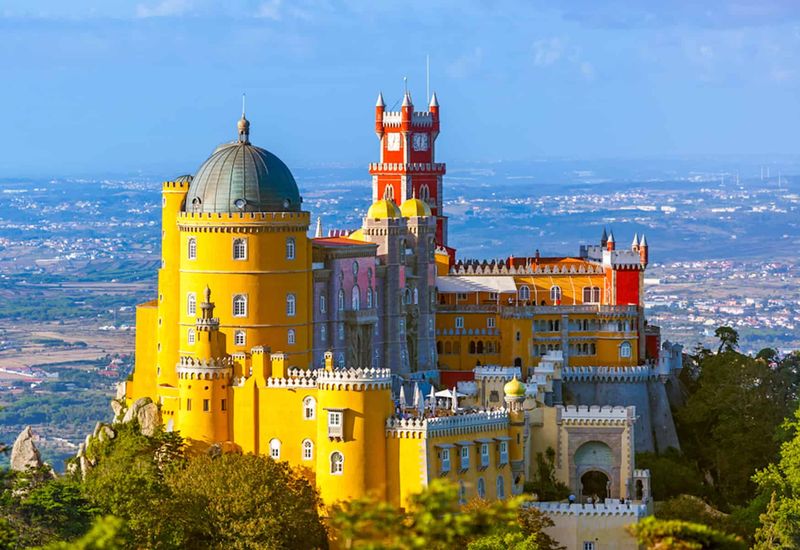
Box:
[178,210,309,222]
[529,500,648,518]
[162,181,190,190]
[266,373,317,388]
[316,367,392,390]
[386,409,509,438]
[176,356,233,380]
[474,366,521,380]
[449,260,603,276]
[381,111,435,127]
[562,365,655,382]
[368,162,446,174]
[633,469,650,478]
[558,405,635,424]
[603,248,644,269]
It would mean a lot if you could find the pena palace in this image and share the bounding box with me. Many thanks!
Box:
[124,88,684,547]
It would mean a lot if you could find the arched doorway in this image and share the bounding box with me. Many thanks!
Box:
[580,470,609,500]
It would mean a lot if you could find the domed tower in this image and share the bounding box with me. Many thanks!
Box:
[314,367,394,503]
[167,114,312,418]
[176,286,232,444]
[504,376,527,494]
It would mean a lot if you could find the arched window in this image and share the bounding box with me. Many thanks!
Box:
[286,294,296,317]
[620,341,632,358]
[233,238,247,260]
[234,330,246,347]
[419,184,430,201]
[477,341,484,354]
[469,341,476,354]
[383,184,394,200]
[366,287,373,308]
[320,325,327,342]
[330,452,344,475]
[286,237,296,260]
[303,396,316,420]
[583,286,601,303]
[352,285,360,310]
[518,285,530,301]
[302,439,314,461]
[288,329,296,345]
[187,328,196,345]
[187,237,197,260]
[269,438,281,460]
[444,342,452,354]
[458,481,466,505]
[320,294,327,313]
[233,295,247,317]
[352,261,359,276]
[550,285,562,303]
[337,289,345,311]
[413,287,419,304]
[496,475,505,499]
[187,293,197,316]
[404,288,412,305]
[437,341,443,354]
[477,477,486,499]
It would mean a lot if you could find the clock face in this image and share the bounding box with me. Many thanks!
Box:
[387,133,401,151]
[412,133,429,151]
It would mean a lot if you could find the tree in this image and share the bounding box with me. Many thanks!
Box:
[628,517,746,550]
[40,516,131,550]
[524,448,570,502]
[165,453,328,549]
[636,450,707,501]
[20,477,96,540]
[714,327,739,354]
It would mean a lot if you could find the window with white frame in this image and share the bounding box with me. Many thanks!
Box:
[187,329,196,345]
[320,294,327,313]
[458,481,466,504]
[457,292,468,301]
[455,317,464,329]
[233,238,247,260]
[620,341,632,358]
[303,396,316,420]
[234,330,246,347]
[459,445,470,470]
[233,294,247,317]
[286,293,296,317]
[302,439,313,461]
[320,325,327,342]
[352,261,359,276]
[487,317,496,329]
[413,288,419,304]
[583,543,595,550]
[287,329,296,345]
[480,443,490,468]
[477,477,486,499]
[187,237,197,260]
[550,285,562,302]
[440,448,451,473]
[330,452,344,474]
[286,237,296,260]
[518,285,530,301]
[328,410,343,438]
[499,441,509,464]
[269,438,281,460]
[583,286,601,303]
[187,293,197,316]
[352,285,360,310]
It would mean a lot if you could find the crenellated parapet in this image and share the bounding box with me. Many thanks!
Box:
[316,367,392,390]
[563,365,654,382]
[474,366,521,381]
[558,405,635,426]
[529,500,648,518]
[176,210,310,233]
[449,260,604,276]
[176,356,233,380]
[386,410,509,439]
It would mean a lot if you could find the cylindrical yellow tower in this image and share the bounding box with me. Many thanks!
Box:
[504,376,527,495]
[175,287,232,445]
[314,367,394,503]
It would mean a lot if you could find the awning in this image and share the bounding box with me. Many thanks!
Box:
[436,275,517,294]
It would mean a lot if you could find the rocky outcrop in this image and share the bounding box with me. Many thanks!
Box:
[121,397,161,436]
[10,426,43,472]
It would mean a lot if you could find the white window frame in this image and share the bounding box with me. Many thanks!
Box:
[499,441,509,465]
[234,330,246,347]
[232,238,248,261]
[187,237,197,260]
[302,439,313,461]
[480,443,490,468]
[620,341,632,358]
[352,285,360,310]
[269,438,281,460]
[320,294,327,313]
[303,396,316,420]
[187,328,196,345]
[441,448,451,473]
[287,293,296,317]
[288,329,296,345]
[455,316,464,329]
[477,477,486,499]
[330,451,344,475]
[460,445,470,470]
[583,543,596,550]
[233,294,247,317]
[518,285,530,301]
[286,237,296,260]
[487,317,495,329]
[550,285,562,302]
[187,293,197,316]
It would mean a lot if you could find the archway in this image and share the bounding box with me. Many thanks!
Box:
[580,470,609,500]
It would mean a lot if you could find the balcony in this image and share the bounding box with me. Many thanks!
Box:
[344,308,378,325]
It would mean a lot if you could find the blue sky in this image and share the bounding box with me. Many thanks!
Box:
[1,0,800,176]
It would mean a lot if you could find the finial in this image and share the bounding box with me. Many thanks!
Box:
[242,93,246,118]
[376,92,385,108]
[404,76,407,94]
[640,234,647,247]
[607,231,615,243]
[429,91,438,108]
[204,285,211,303]
[237,94,250,144]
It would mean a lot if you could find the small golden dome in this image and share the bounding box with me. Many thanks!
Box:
[348,228,366,241]
[400,197,432,218]
[504,375,526,397]
[366,198,401,219]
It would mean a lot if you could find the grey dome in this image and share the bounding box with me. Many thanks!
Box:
[184,118,301,213]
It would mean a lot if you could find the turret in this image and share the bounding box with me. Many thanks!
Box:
[639,234,648,266]
[429,92,440,135]
[607,231,615,252]
[631,233,639,252]
[504,376,527,495]
[375,92,385,138]
[600,227,608,248]
[401,91,413,132]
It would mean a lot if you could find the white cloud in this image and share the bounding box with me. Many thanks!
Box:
[136,0,193,18]
[532,37,564,66]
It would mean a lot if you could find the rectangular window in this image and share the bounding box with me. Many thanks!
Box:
[489,292,498,300]
[487,317,495,329]
[203,399,210,412]
[221,399,226,411]
[583,543,595,550]
[455,317,464,329]
[234,330,246,347]
[286,237,296,260]
[441,448,451,473]
[186,398,192,412]
[328,410,344,438]
[460,446,470,470]
[233,238,247,260]
[457,293,468,300]
[481,443,490,468]
[499,441,509,465]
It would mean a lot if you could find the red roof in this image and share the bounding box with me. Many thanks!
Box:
[312,237,375,247]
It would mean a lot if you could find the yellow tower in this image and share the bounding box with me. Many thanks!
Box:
[176,286,231,445]
[314,367,394,503]
[504,376,527,494]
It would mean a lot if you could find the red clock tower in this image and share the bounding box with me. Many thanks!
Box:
[370,91,448,246]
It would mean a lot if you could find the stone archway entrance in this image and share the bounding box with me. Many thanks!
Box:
[580,470,609,500]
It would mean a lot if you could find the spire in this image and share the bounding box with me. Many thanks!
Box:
[376,92,385,108]
[640,234,647,247]
[607,230,615,243]
[429,91,438,108]
[237,94,250,144]
[632,233,639,248]
[314,217,323,238]
[601,227,608,245]
[399,384,407,409]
